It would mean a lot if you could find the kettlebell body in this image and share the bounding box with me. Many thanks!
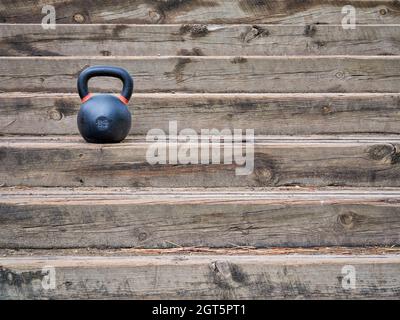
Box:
[77,66,134,143]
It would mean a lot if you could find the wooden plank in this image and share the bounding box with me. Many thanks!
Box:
[1,0,399,24]
[2,24,400,56]
[2,93,400,135]
[1,56,400,93]
[0,254,399,299]
[2,136,400,188]
[1,187,400,248]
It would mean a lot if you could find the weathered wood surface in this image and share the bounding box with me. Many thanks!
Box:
[1,187,400,248]
[0,254,399,299]
[2,93,400,135]
[2,24,400,56]
[1,56,400,93]
[2,136,400,188]
[1,0,399,24]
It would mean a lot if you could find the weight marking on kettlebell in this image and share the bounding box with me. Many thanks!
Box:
[95,117,111,131]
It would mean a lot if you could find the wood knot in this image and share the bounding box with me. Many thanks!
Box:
[210,261,249,290]
[138,232,148,241]
[177,48,204,56]
[210,261,230,276]
[367,144,396,162]
[231,56,247,64]
[304,24,317,37]
[338,213,353,227]
[314,40,326,48]
[131,228,149,242]
[73,13,85,23]
[254,168,273,184]
[179,24,209,37]
[148,10,162,22]
[337,212,363,230]
[253,157,276,186]
[100,50,112,56]
[48,109,63,121]
[335,71,345,79]
[322,105,334,115]
[241,25,268,43]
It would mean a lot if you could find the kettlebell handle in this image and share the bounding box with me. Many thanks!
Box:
[77,66,134,104]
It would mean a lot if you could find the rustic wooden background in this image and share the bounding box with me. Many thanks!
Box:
[0,0,400,299]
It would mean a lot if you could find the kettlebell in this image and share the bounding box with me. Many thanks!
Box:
[77,66,133,143]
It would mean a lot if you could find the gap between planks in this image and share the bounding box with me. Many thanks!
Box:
[1,246,400,257]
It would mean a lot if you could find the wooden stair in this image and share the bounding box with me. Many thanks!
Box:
[1,250,399,299]
[1,0,400,299]
[1,187,400,248]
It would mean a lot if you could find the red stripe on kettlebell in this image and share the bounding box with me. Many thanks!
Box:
[81,93,93,103]
[118,95,129,105]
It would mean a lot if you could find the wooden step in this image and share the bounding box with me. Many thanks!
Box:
[1,93,400,135]
[1,187,400,248]
[2,136,400,188]
[1,250,399,299]
[1,56,400,93]
[1,0,399,24]
[2,24,400,56]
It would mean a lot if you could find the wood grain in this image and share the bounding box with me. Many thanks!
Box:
[1,0,399,24]
[1,187,400,248]
[1,254,399,299]
[2,136,400,188]
[1,0,399,302]
[2,24,400,56]
[2,93,400,135]
[1,56,400,93]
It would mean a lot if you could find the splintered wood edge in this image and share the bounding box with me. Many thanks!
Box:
[1,247,400,258]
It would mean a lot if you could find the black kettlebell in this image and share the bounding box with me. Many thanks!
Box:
[77,66,133,143]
